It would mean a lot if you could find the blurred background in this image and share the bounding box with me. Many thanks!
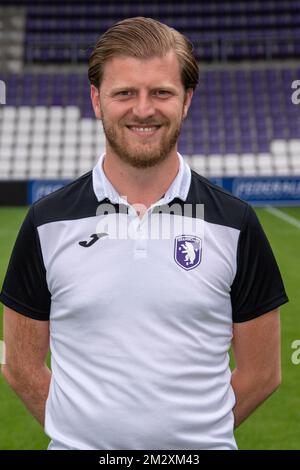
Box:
[0,0,299,450]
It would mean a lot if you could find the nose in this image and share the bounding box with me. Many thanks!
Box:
[132,91,155,120]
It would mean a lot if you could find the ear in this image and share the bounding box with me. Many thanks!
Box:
[90,85,102,120]
[182,88,193,119]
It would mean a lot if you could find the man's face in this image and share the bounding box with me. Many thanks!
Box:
[91,50,193,168]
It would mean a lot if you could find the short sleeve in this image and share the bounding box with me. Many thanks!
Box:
[0,205,51,320]
[231,204,288,322]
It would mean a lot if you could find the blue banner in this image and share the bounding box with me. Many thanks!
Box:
[28,177,300,206]
[28,180,70,205]
[210,177,300,206]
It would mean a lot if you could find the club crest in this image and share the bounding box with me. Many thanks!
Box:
[174,235,202,270]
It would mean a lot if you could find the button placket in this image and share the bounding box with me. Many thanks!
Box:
[133,210,149,258]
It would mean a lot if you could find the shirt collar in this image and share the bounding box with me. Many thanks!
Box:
[92,152,191,205]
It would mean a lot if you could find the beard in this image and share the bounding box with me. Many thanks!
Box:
[101,113,184,169]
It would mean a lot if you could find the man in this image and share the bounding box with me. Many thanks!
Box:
[1,17,288,450]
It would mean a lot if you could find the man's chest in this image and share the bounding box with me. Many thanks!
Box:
[39,214,240,325]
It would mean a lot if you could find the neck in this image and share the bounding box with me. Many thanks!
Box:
[102,149,180,209]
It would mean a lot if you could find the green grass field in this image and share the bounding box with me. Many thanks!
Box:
[0,206,299,450]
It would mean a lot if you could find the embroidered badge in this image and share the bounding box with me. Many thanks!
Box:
[174,235,202,270]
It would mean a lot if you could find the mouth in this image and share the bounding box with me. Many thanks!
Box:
[126,125,162,137]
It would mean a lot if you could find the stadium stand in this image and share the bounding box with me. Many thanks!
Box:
[0,0,300,182]
[21,1,300,63]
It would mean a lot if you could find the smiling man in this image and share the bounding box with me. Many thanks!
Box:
[90,45,193,212]
[0,17,288,451]
[92,50,191,171]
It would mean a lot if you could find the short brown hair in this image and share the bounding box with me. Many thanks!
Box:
[88,17,199,91]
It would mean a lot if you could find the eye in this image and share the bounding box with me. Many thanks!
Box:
[116,91,134,97]
[155,90,171,97]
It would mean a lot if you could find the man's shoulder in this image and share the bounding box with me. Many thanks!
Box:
[188,170,250,230]
[31,171,99,227]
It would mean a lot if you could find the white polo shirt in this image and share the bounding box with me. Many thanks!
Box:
[0,153,288,450]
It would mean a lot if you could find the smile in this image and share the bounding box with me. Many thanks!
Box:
[126,125,161,136]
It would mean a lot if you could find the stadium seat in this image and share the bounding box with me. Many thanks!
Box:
[1,55,299,179]
[17,1,300,63]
